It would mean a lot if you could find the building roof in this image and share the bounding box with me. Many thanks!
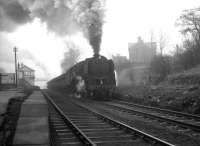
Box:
[19,64,35,72]
[129,42,157,49]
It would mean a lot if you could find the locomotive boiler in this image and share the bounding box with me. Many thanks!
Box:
[47,54,116,99]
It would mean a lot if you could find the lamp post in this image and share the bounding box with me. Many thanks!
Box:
[13,47,18,87]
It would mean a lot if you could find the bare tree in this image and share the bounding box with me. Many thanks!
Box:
[150,30,155,45]
[174,8,200,69]
[61,42,81,73]
[177,8,200,47]
[158,31,168,56]
[177,8,200,34]
[150,55,171,82]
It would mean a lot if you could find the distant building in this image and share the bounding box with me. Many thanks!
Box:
[0,73,15,89]
[18,64,35,86]
[128,37,156,64]
[112,55,128,65]
[0,73,15,84]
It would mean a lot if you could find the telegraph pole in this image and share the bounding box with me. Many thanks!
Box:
[13,47,18,87]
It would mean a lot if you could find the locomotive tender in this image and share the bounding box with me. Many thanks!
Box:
[47,55,116,99]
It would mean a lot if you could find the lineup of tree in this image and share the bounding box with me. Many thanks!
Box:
[112,7,200,84]
[176,8,200,70]
[149,7,200,83]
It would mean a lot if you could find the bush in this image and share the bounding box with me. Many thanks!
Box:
[150,55,171,83]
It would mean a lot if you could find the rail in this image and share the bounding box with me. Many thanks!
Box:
[43,91,97,146]
[73,100,175,146]
[104,102,200,132]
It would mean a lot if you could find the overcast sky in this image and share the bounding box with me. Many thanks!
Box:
[0,0,199,87]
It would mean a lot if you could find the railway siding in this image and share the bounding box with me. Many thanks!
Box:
[104,102,200,132]
[78,98,200,146]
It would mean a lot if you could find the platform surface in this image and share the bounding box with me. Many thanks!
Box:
[13,117,49,144]
[13,90,50,145]
[0,89,25,114]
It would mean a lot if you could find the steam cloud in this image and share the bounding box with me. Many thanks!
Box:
[0,0,105,79]
[75,0,104,55]
[0,33,14,63]
[61,42,81,73]
[0,0,104,53]
[0,0,31,32]
[19,50,51,79]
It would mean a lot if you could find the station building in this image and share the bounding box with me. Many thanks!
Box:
[18,64,35,86]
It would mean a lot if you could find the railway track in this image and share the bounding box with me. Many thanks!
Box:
[44,91,174,146]
[102,100,200,134]
[47,94,94,146]
[114,100,200,120]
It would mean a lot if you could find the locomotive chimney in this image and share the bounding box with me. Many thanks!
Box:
[93,53,100,58]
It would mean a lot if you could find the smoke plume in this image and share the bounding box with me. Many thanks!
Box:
[0,0,105,78]
[0,0,78,34]
[0,0,104,53]
[74,0,104,55]
[0,0,31,32]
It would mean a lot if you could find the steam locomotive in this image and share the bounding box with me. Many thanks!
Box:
[47,54,116,99]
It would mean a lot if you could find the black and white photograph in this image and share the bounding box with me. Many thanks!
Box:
[0,0,200,145]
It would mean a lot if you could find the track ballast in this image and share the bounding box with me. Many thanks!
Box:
[43,91,174,146]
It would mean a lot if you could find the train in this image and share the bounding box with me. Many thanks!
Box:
[47,54,116,99]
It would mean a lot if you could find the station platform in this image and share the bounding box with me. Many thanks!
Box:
[13,91,49,145]
[0,89,50,146]
[0,89,25,126]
